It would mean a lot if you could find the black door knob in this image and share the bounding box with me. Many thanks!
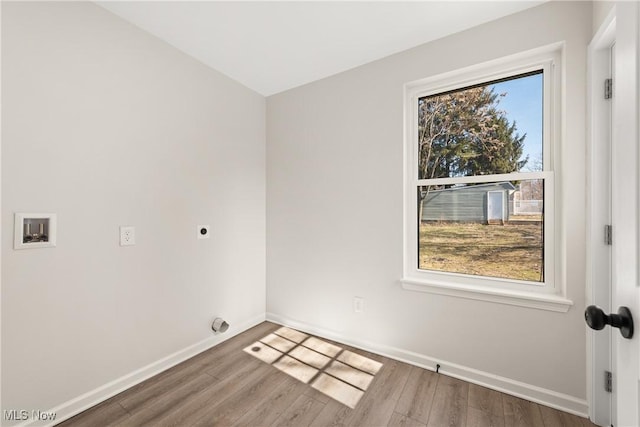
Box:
[585,305,634,339]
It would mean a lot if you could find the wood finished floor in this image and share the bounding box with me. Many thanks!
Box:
[59,322,596,427]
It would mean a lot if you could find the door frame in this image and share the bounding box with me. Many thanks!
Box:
[588,3,640,426]
[610,2,640,425]
[587,7,615,427]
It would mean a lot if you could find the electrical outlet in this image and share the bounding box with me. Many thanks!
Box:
[353,297,364,313]
[120,226,135,246]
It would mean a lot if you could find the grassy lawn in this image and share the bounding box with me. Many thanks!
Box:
[419,221,543,282]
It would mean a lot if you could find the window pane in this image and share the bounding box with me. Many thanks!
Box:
[417,71,543,179]
[418,179,544,282]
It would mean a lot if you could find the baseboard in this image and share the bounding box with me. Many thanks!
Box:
[23,313,266,427]
[265,312,589,418]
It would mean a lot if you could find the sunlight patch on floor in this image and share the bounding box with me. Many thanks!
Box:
[289,345,331,369]
[243,326,382,408]
[312,373,364,408]
[336,349,383,375]
[243,341,282,364]
[260,333,297,352]
[325,360,374,390]
[301,336,342,357]
[273,355,318,383]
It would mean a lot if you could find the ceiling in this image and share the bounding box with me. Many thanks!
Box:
[98,1,544,96]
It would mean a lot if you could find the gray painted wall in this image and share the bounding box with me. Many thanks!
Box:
[267,0,591,406]
[2,2,266,421]
[0,0,597,421]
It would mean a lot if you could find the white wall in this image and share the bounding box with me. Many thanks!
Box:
[593,1,615,35]
[1,1,265,421]
[267,0,591,413]
[1,0,597,421]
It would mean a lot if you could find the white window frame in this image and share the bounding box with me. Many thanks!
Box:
[401,44,573,312]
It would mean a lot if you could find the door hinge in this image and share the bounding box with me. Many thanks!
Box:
[605,78,613,99]
[605,370,612,393]
[605,225,612,245]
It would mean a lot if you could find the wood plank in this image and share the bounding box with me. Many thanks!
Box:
[117,373,216,426]
[309,398,353,427]
[394,365,438,423]
[57,400,130,427]
[311,373,365,409]
[467,383,505,426]
[343,358,413,426]
[341,344,387,365]
[193,321,279,370]
[204,345,265,380]
[468,384,504,416]
[305,385,332,404]
[388,412,428,427]
[137,358,271,426]
[59,323,589,427]
[232,376,309,426]
[116,361,205,413]
[467,406,505,427]
[114,321,277,412]
[270,394,326,427]
[426,375,469,427]
[538,405,593,427]
[191,369,289,426]
[503,395,544,427]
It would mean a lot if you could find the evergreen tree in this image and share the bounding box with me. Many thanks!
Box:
[418,85,528,185]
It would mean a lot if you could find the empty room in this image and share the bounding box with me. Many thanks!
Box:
[2,1,639,426]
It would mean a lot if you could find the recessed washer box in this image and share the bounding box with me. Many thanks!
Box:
[14,213,57,249]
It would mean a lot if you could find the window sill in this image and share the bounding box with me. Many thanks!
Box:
[400,278,573,312]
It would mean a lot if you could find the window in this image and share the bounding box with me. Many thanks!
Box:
[402,46,572,312]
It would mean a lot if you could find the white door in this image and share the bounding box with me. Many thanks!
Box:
[588,4,639,426]
[610,3,639,425]
[587,18,614,426]
[487,191,504,223]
